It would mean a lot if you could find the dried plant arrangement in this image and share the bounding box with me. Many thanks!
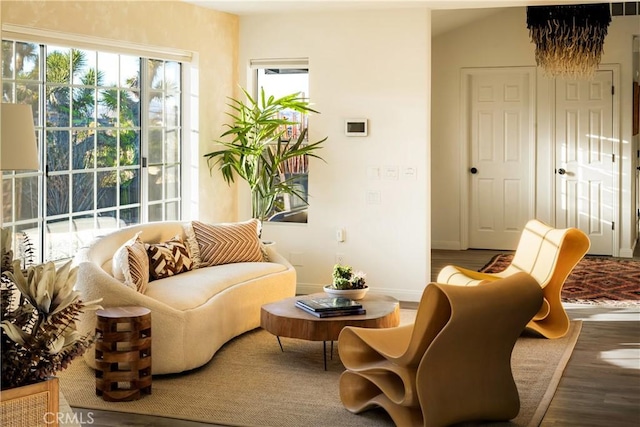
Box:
[1,228,101,389]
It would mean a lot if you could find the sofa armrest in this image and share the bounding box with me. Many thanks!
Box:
[74,260,183,332]
[264,244,294,271]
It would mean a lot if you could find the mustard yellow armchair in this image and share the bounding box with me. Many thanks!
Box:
[338,273,543,427]
[437,219,590,339]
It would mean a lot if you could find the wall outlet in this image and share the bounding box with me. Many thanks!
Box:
[335,253,345,264]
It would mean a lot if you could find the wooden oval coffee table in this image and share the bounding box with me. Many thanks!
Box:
[260,293,400,369]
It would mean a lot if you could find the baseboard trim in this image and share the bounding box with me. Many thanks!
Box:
[432,240,462,250]
[618,247,634,258]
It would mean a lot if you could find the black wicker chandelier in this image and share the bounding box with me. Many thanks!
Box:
[526,3,611,79]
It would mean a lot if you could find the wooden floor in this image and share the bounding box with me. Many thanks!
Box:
[73,249,640,427]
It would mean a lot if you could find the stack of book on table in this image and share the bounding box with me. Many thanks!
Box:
[295,296,366,318]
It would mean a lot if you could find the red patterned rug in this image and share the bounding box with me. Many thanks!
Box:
[480,254,640,306]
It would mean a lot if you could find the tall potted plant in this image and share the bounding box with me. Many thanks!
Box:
[204,87,327,222]
[0,228,101,426]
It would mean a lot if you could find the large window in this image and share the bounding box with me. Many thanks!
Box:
[255,65,310,223]
[2,39,183,263]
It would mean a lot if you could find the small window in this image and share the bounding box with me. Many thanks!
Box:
[256,66,310,224]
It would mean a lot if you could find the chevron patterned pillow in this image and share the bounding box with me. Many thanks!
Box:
[146,235,194,281]
[192,219,264,266]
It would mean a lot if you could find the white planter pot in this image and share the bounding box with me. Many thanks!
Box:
[323,285,369,300]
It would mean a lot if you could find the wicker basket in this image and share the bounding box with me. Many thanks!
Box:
[0,377,59,427]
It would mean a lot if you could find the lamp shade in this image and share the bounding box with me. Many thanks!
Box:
[1,103,39,171]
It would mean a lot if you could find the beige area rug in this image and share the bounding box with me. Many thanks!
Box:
[58,311,581,427]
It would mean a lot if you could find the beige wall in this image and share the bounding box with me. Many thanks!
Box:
[432,7,640,257]
[240,9,432,301]
[0,0,239,223]
[1,2,432,300]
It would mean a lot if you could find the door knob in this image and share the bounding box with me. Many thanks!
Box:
[557,168,566,175]
[470,167,478,174]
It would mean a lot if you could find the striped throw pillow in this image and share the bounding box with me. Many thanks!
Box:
[192,219,264,266]
[112,232,149,293]
[146,235,194,281]
[127,237,150,293]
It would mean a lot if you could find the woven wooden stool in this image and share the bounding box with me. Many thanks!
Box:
[95,306,152,402]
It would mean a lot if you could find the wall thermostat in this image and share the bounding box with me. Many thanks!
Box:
[345,118,368,136]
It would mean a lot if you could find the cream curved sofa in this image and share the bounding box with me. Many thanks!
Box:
[74,221,296,375]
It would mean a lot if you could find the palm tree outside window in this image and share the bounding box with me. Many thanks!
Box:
[2,39,183,263]
[255,66,311,223]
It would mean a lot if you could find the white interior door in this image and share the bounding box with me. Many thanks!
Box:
[468,69,534,250]
[555,71,614,255]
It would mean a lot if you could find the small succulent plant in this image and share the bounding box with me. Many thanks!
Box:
[331,264,367,290]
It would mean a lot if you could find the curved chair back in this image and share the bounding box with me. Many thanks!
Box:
[337,273,543,427]
[500,219,590,288]
[338,284,456,422]
[339,283,456,368]
[497,219,590,338]
[417,272,543,427]
[436,219,590,339]
[395,283,454,366]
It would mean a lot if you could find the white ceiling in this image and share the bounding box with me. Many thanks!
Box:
[183,0,604,15]
[183,0,608,37]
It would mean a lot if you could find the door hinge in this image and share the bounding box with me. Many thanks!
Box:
[142,157,147,168]
[612,85,615,95]
[612,221,615,231]
[612,154,615,162]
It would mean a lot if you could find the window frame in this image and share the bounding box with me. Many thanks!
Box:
[1,27,192,263]
[250,58,312,224]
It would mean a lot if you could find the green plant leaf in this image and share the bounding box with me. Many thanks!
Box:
[204,85,327,221]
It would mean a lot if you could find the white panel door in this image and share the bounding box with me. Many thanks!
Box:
[555,71,614,255]
[468,70,533,250]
